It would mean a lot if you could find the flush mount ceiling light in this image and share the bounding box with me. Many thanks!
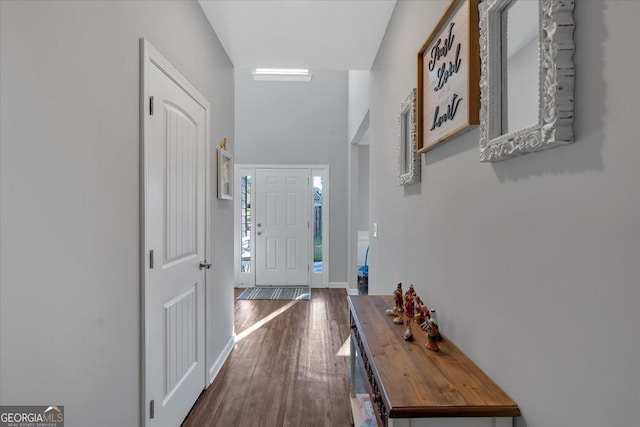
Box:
[252,68,313,82]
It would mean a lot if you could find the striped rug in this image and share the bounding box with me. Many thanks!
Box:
[237,287,311,301]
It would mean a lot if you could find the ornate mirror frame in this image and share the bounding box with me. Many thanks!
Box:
[398,88,421,185]
[478,0,575,162]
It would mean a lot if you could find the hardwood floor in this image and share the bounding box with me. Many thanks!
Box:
[181,288,353,427]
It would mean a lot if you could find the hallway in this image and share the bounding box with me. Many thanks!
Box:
[181,288,353,427]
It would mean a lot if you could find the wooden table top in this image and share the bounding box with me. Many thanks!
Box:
[348,295,520,418]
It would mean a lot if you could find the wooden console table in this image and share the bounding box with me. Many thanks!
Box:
[348,295,520,427]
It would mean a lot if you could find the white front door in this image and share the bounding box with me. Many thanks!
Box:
[145,45,207,427]
[255,168,310,286]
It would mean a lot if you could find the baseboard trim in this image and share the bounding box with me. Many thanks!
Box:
[328,282,358,295]
[329,282,347,289]
[208,335,235,385]
[237,283,356,293]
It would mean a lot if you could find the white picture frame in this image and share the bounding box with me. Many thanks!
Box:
[398,89,420,185]
[218,148,233,200]
[478,0,575,162]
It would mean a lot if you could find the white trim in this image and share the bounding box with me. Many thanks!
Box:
[234,164,330,288]
[234,166,255,287]
[140,38,211,427]
[311,167,329,287]
[208,336,235,385]
[237,163,327,170]
[328,282,358,295]
[329,282,350,289]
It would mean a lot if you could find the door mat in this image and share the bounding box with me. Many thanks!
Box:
[237,287,311,301]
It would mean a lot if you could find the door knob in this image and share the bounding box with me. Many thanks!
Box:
[199,261,211,270]
[257,231,262,236]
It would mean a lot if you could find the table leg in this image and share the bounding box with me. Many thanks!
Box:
[350,331,356,398]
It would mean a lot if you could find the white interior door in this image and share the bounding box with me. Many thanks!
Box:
[255,168,309,286]
[145,43,207,427]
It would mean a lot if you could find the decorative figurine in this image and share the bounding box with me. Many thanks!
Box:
[413,296,425,324]
[420,305,432,330]
[403,320,414,341]
[393,283,404,312]
[392,316,404,325]
[386,307,398,317]
[404,293,414,318]
[425,319,440,351]
[407,284,416,297]
[429,308,443,341]
[404,285,416,318]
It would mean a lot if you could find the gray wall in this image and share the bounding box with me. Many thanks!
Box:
[369,1,640,427]
[348,70,371,144]
[357,144,370,232]
[234,68,348,284]
[0,1,235,426]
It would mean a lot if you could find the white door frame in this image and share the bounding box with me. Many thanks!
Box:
[140,38,211,427]
[234,164,329,288]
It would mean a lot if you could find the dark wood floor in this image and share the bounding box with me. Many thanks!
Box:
[181,288,353,427]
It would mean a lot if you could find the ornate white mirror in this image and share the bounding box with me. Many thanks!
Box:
[478,0,575,162]
[398,88,420,185]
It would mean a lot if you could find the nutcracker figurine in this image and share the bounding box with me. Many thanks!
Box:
[393,283,404,312]
[426,319,440,351]
[404,285,416,317]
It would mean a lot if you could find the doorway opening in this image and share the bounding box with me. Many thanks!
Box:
[234,165,329,288]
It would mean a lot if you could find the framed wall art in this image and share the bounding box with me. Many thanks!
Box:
[417,0,480,153]
[217,148,233,200]
[398,88,420,185]
[478,0,575,162]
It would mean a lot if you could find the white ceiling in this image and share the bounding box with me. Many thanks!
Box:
[198,0,397,71]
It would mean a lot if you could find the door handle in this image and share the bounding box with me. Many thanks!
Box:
[199,261,211,270]
[257,231,262,236]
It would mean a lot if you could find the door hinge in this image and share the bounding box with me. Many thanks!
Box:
[149,250,154,269]
[150,400,155,419]
[149,96,154,116]
[308,264,310,272]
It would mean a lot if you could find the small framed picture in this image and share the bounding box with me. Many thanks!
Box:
[217,148,233,200]
[398,88,420,185]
